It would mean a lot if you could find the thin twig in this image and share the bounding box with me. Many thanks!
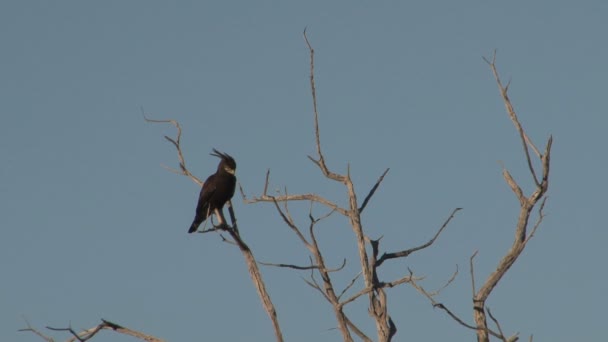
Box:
[142,111,203,186]
[376,208,461,267]
[337,272,361,300]
[428,265,459,296]
[246,193,349,216]
[408,274,502,339]
[260,259,346,272]
[525,197,547,244]
[487,307,512,342]
[303,29,345,183]
[19,317,54,342]
[270,197,310,247]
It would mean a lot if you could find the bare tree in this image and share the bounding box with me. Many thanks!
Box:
[22,35,551,342]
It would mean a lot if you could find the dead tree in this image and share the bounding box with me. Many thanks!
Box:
[22,34,550,342]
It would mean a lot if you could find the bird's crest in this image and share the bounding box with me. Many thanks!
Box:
[211,148,236,173]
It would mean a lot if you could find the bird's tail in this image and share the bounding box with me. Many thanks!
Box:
[188,219,201,234]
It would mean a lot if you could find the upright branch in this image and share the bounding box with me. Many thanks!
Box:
[303,28,345,182]
[303,29,387,341]
[470,52,552,342]
[144,113,284,342]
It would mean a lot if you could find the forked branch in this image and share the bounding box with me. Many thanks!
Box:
[143,111,203,186]
[470,52,552,342]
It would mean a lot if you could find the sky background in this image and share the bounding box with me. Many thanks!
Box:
[1,1,606,341]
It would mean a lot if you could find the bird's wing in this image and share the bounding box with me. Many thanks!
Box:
[195,174,216,217]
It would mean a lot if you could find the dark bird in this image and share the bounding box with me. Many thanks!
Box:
[188,149,237,233]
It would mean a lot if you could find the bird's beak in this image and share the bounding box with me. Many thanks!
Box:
[225,167,235,175]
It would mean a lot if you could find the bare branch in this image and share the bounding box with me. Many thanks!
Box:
[143,111,203,186]
[344,316,373,342]
[247,193,349,216]
[381,273,417,289]
[226,225,284,342]
[471,51,552,342]
[260,258,346,272]
[19,317,54,342]
[358,168,390,214]
[376,208,461,267]
[339,286,374,308]
[502,166,526,205]
[541,136,553,184]
[433,303,501,339]
[487,308,508,342]
[470,250,479,297]
[24,319,165,342]
[270,197,310,247]
[238,182,248,201]
[264,169,271,196]
[301,275,328,301]
[409,275,502,339]
[484,51,541,187]
[309,201,337,223]
[337,272,361,300]
[218,233,237,245]
[99,319,164,342]
[303,29,345,183]
[46,325,90,342]
[525,197,547,243]
[427,265,459,297]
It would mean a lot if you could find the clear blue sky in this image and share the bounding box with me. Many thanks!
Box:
[2,1,606,341]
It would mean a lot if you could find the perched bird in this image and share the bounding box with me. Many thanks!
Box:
[188,149,237,233]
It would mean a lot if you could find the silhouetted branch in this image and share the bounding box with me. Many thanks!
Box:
[359,168,390,213]
[260,258,346,272]
[376,208,461,267]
